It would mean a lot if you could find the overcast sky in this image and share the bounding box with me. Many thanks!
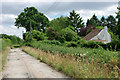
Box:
[0,0,119,39]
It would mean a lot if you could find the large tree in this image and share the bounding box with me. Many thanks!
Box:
[100,16,106,27]
[106,15,116,33]
[68,10,84,33]
[116,7,120,38]
[15,7,49,32]
[86,14,100,26]
[50,16,69,32]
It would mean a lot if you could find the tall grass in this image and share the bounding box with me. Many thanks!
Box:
[29,41,119,64]
[22,46,119,78]
[0,39,10,71]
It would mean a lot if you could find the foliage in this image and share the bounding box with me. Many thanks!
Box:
[26,41,118,64]
[107,35,120,51]
[78,25,95,36]
[96,26,104,29]
[86,14,100,26]
[100,16,106,27]
[50,16,69,31]
[31,30,46,41]
[23,30,46,42]
[0,39,11,71]
[65,41,78,47]
[42,40,61,45]
[23,46,119,78]
[46,27,58,40]
[59,27,78,41]
[106,15,117,33]
[15,7,49,32]
[0,34,23,45]
[68,10,84,33]
[116,7,120,38]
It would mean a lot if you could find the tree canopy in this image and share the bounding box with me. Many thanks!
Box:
[49,16,69,32]
[116,7,120,38]
[68,10,84,33]
[106,15,116,33]
[15,7,49,32]
[86,14,100,26]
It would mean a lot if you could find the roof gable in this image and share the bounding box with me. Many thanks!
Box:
[83,29,102,41]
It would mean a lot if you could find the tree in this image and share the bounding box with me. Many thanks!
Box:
[86,19,90,26]
[116,7,120,38]
[106,15,116,33]
[68,10,84,33]
[59,27,78,41]
[50,16,69,32]
[100,16,106,27]
[87,14,100,26]
[0,34,23,44]
[23,30,46,42]
[15,7,49,32]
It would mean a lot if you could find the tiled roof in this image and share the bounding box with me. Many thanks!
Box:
[83,29,102,41]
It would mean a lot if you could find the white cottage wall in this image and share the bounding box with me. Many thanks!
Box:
[90,26,111,44]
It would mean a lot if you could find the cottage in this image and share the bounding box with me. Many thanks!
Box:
[83,26,111,44]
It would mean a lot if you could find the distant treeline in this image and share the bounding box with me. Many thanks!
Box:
[0,34,23,46]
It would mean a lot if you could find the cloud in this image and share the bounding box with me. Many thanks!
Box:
[0,25,26,39]
[2,14,17,25]
[76,4,118,23]
[1,1,119,38]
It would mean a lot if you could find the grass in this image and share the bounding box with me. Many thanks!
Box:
[0,39,10,71]
[22,46,119,78]
[29,41,119,64]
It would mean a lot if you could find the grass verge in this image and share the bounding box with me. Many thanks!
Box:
[0,47,10,71]
[22,46,119,78]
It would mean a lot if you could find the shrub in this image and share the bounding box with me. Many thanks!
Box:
[23,30,46,43]
[32,30,45,41]
[47,27,58,40]
[66,42,78,47]
[60,27,77,41]
[42,40,61,45]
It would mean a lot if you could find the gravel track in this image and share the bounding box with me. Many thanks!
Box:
[1,48,68,78]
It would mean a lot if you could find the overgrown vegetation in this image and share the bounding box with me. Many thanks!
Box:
[22,46,119,78]
[0,39,10,71]
[27,41,119,65]
[0,34,23,71]
[16,6,120,78]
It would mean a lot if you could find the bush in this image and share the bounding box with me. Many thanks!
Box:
[23,30,46,43]
[47,27,58,40]
[107,38,120,51]
[66,42,78,47]
[32,30,45,41]
[42,40,61,45]
[78,40,104,48]
[60,27,77,41]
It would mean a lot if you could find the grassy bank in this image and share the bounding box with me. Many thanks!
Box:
[22,46,119,78]
[0,39,10,71]
[29,41,119,65]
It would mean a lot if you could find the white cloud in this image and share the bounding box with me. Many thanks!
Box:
[2,14,17,25]
[10,25,17,29]
[76,4,118,23]
[1,2,118,39]
[0,25,26,39]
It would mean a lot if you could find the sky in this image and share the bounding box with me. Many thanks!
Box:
[0,0,120,39]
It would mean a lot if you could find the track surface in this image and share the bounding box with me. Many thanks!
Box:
[2,48,68,78]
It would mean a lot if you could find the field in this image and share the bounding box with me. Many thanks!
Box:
[22,41,119,78]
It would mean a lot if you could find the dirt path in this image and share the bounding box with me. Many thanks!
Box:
[2,48,68,78]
